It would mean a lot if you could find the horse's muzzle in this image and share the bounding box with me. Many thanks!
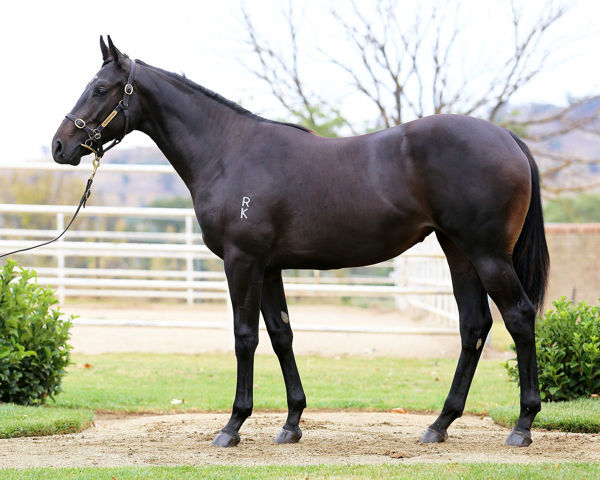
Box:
[51,135,84,166]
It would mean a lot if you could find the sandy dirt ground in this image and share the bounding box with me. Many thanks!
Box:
[1,303,545,469]
[2,411,599,469]
[64,303,508,359]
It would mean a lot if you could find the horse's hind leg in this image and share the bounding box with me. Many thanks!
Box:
[421,232,493,443]
[473,254,540,447]
[261,269,306,444]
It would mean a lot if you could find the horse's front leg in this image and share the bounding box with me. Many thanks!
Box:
[212,250,264,447]
[261,269,306,444]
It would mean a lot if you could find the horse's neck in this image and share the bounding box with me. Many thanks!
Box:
[135,65,254,192]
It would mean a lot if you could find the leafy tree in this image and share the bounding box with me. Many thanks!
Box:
[543,194,600,223]
[0,172,85,229]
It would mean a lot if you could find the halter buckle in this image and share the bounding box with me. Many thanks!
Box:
[74,118,86,129]
[93,130,102,141]
[124,84,134,95]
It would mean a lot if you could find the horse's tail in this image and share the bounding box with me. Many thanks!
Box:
[508,130,550,315]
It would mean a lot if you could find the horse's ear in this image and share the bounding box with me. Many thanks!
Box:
[106,35,125,67]
[100,36,110,62]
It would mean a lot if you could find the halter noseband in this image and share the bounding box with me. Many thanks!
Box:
[65,59,137,159]
[0,59,137,260]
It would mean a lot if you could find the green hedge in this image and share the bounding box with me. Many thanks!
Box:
[0,261,73,405]
[504,298,600,401]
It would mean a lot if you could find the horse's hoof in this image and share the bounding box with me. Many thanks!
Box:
[420,427,448,443]
[211,430,240,447]
[275,425,302,444]
[505,429,532,447]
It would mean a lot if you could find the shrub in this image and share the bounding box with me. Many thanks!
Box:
[0,260,73,405]
[504,298,600,401]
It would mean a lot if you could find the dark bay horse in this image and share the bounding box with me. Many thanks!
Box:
[52,37,549,448]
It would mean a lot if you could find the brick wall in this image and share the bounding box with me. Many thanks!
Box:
[545,223,600,308]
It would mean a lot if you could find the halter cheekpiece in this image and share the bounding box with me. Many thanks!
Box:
[65,59,137,159]
[0,58,137,260]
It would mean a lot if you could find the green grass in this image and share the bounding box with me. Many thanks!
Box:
[0,403,93,438]
[490,320,513,351]
[1,464,599,479]
[52,354,517,414]
[491,397,600,433]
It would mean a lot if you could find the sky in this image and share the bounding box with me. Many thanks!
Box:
[0,0,598,163]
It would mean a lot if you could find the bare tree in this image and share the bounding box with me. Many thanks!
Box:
[241,0,600,197]
[498,95,600,196]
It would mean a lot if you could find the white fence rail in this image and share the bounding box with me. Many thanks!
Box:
[0,161,458,333]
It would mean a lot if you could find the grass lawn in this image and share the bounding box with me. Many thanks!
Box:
[491,397,600,433]
[0,403,93,438]
[490,320,513,351]
[52,353,517,414]
[3,353,597,440]
[1,464,599,480]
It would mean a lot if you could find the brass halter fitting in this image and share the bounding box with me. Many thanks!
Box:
[64,59,137,165]
[0,60,138,261]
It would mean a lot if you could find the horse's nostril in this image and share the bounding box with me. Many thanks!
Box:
[54,138,63,155]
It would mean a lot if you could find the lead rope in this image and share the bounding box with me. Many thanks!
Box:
[1,59,137,261]
[0,155,101,260]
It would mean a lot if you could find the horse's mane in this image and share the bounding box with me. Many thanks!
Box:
[135,60,313,134]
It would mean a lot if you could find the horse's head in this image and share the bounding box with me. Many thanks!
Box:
[52,36,138,165]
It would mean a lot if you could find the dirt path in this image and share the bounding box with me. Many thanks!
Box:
[2,411,599,468]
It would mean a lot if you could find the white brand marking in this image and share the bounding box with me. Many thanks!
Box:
[240,196,251,219]
[476,338,483,350]
[281,311,289,324]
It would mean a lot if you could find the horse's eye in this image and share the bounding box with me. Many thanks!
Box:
[93,87,107,96]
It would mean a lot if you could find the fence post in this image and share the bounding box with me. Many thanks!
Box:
[185,215,194,305]
[225,285,234,351]
[393,256,407,309]
[486,296,493,346]
[56,212,65,304]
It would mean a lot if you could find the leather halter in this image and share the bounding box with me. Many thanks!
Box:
[0,59,137,260]
[65,59,137,159]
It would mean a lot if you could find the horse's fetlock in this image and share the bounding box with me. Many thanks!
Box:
[288,393,307,411]
[233,405,253,420]
[521,397,541,415]
[442,396,464,418]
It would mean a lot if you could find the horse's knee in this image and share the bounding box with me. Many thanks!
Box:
[270,329,293,356]
[234,332,259,358]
